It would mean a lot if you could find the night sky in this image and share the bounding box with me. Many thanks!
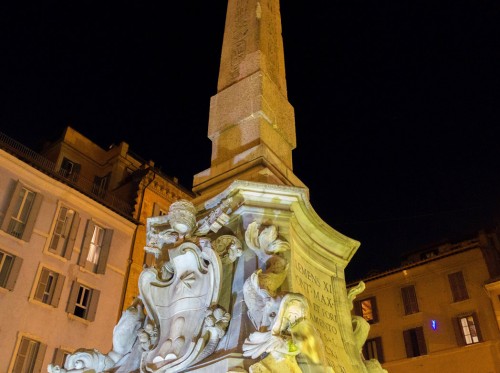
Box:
[1,1,499,283]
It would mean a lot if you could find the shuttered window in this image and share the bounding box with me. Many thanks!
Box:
[403,326,427,357]
[12,336,47,373]
[52,348,71,369]
[48,206,80,259]
[401,285,419,315]
[448,271,469,302]
[454,312,482,345]
[0,249,23,291]
[362,337,384,363]
[66,281,100,321]
[1,181,43,241]
[78,220,113,274]
[33,267,65,307]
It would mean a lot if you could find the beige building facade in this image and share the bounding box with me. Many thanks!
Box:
[349,230,500,373]
[0,127,192,371]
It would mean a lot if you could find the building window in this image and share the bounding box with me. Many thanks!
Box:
[52,348,71,368]
[363,337,384,363]
[448,271,469,302]
[152,202,168,217]
[455,313,482,345]
[66,282,100,321]
[12,336,47,373]
[0,249,23,290]
[92,173,110,198]
[48,206,80,259]
[403,326,427,357]
[401,285,419,315]
[59,157,81,182]
[33,267,65,307]
[1,181,43,241]
[78,221,113,274]
[354,297,379,324]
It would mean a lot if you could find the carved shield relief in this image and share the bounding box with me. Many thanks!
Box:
[138,241,222,373]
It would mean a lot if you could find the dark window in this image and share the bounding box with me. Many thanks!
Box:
[363,337,384,363]
[92,173,110,198]
[59,158,81,182]
[401,285,419,315]
[448,271,469,302]
[354,296,379,324]
[66,282,100,321]
[403,326,427,357]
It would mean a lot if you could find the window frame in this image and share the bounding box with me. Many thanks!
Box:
[401,285,420,315]
[78,220,113,274]
[59,157,81,182]
[52,348,72,369]
[66,281,100,321]
[363,336,384,363]
[48,205,80,260]
[1,181,43,241]
[354,296,379,324]
[0,249,23,291]
[454,312,482,346]
[10,335,47,373]
[32,265,65,307]
[448,271,469,302]
[403,326,427,358]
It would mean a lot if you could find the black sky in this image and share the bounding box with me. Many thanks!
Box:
[1,1,499,283]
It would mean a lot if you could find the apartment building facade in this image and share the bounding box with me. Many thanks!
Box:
[0,127,192,371]
[349,231,500,373]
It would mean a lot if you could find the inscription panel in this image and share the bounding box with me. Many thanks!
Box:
[292,252,349,373]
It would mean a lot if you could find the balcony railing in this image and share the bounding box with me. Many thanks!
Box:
[0,131,134,218]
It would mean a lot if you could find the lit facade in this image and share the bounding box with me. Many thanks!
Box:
[0,127,192,371]
[349,230,500,373]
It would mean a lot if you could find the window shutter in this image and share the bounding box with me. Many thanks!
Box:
[416,327,427,355]
[5,255,23,291]
[96,229,113,274]
[66,281,79,313]
[1,181,23,232]
[51,273,65,307]
[403,329,413,357]
[448,272,469,302]
[452,317,465,346]
[21,192,43,241]
[35,268,50,301]
[353,300,362,317]
[472,312,483,342]
[402,286,419,315]
[371,297,379,322]
[87,288,101,322]
[32,341,47,373]
[79,221,95,266]
[52,348,68,366]
[375,337,384,363]
[64,212,80,260]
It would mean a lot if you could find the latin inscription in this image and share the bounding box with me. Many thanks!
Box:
[293,258,346,371]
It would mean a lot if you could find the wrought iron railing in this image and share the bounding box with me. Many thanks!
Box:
[0,131,134,218]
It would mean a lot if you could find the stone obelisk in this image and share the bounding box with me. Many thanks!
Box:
[193,0,305,200]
